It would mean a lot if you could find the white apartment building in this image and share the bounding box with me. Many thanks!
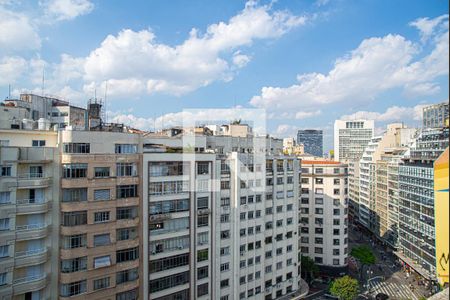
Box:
[299,158,349,273]
[334,120,374,163]
[141,131,303,300]
[0,129,59,300]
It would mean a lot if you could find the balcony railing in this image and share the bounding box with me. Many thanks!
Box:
[15,248,47,258]
[17,173,45,179]
[13,273,46,285]
[16,198,46,205]
[16,223,46,231]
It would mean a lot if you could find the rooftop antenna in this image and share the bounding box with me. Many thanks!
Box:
[41,68,45,96]
[104,81,108,123]
[8,84,11,99]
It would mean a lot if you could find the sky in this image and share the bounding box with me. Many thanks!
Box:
[0,0,448,152]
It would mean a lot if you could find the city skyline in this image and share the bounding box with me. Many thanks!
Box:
[0,0,448,151]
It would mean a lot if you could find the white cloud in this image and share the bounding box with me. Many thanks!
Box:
[0,8,41,54]
[83,1,306,96]
[295,110,321,119]
[250,19,448,113]
[340,104,429,123]
[42,0,94,21]
[409,14,448,42]
[0,56,28,85]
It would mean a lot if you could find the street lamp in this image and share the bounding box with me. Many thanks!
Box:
[366,269,374,292]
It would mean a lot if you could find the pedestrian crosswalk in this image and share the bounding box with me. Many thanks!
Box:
[369,281,421,300]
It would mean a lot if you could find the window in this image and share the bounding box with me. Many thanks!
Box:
[315,188,324,194]
[0,165,11,177]
[63,164,87,178]
[301,178,309,184]
[93,189,110,201]
[315,178,323,184]
[221,230,230,239]
[315,228,323,234]
[221,197,230,207]
[62,211,87,226]
[334,178,340,185]
[150,199,189,214]
[63,143,90,153]
[94,255,111,268]
[220,247,230,256]
[198,249,208,262]
[0,272,6,286]
[197,215,208,227]
[334,229,340,235]
[333,199,340,206]
[60,280,87,297]
[333,239,340,245]
[150,253,189,272]
[94,211,110,223]
[62,234,86,249]
[221,279,229,288]
[0,192,11,204]
[333,249,340,255]
[116,268,138,284]
[32,140,45,147]
[117,227,137,241]
[115,144,137,154]
[197,197,208,209]
[301,188,309,194]
[333,219,340,225]
[276,262,283,270]
[149,162,186,176]
[315,257,323,264]
[334,168,340,174]
[333,209,340,215]
[198,283,208,296]
[315,208,323,214]
[301,247,309,253]
[315,237,323,244]
[94,167,110,178]
[93,277,110,290]
[197,266,208,279]
[116,289,138,300]
[116,247,139,263]
[197,162,209,175]
[117,206,138,220]
[315,198,323,205]
[315,247,323,254]
[61,257,87,273]
[301,236,309,243]
[62,188,87,202]
[0,245,9,258]
[334,189,340,195]
[94,234,111,246]
[117,185,138,198]
[315,168,324,174]
[150,272,190,293]
[117,163,137,177]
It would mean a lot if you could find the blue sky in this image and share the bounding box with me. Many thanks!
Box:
[0,0,448,151]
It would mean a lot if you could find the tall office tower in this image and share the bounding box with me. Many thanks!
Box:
[397,125,449,282]
[142,129,304,300]
[0,130,59,300]
[297,130,323,157]
[299,157,349,274]
[423,102,449,129]
[59,130,142,300]
[358,124,416,233]
[334,120,374,225]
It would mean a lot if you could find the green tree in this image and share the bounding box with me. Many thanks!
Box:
[350,245,376,279]
[300,255,319,283]
[329,276,360,300]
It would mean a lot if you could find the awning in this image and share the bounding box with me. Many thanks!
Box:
[394,251,436,280]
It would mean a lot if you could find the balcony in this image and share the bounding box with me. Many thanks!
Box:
[15,248,49,268]
[15,224,49,241]
[13,273,47,295]
[16,199,51,215]
[18,148,54,163]
[16,174,51,189]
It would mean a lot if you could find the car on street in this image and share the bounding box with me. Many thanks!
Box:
[375,293,389,300]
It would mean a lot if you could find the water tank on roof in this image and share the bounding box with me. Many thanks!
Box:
[22,119,35,130]
[38,118,51,130]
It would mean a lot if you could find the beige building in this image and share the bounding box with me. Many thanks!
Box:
[299,158,349,273]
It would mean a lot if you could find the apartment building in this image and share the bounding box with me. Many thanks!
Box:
[59,130,142,300]
[140,131,303,300]
[397,126,449,281]
[297,130,323,157]
[423,102,449,129]
[0,130,59,300]
[299,158,349,274]
[334,119,374,225]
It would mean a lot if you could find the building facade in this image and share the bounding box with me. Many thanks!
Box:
[333,120,374,163]
[297,130,323,157]
[423,102,449,129]
[299,159,349,274]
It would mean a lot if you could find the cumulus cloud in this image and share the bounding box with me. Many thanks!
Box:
[295,110,321,119]
[409,14,449,42]
[340,104,429,123]
[42,0,94,21]
[0,8,41,54]
[249,15,448,113]
[0,56,28,85]
[83,1,306,96]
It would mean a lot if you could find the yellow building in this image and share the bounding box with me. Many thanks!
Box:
[434,147,449,285]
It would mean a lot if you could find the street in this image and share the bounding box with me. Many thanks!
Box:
[348,224,431,300]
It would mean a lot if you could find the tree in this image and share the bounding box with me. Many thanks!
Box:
[300,255,319,283]
[350,245,376,279]
[329,276,360,300]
